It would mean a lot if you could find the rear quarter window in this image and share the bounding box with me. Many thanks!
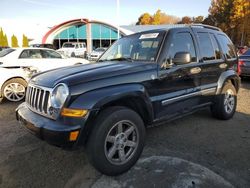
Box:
[217,34,236,59]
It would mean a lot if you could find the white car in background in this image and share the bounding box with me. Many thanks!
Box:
[0,48,89,72]
[0,48,89,102]
[88,47,107,61]
[57,42,87,58]
[0,67,31,102]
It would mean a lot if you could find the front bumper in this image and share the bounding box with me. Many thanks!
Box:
[16,103,82,148]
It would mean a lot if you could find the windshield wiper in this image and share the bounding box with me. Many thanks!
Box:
[98,57,134,63]
[98,59,108,62]
[110,57,134,62]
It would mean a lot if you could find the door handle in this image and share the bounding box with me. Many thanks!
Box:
[190,67,201,74]
[219,63,228,69]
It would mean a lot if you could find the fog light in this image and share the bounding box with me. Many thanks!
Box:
[69,131,79,141]
[61,108,88,117]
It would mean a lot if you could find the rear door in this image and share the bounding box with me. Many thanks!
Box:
[193,28,237,102]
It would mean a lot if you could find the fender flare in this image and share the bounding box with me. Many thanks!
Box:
[69,84,153,121]
[216,70,240,94]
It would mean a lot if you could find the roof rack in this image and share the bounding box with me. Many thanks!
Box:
[189,24,222,31]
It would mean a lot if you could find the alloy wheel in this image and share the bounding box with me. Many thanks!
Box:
[104,120,139,165]
[224,89,235,114]
[3,83,26,102]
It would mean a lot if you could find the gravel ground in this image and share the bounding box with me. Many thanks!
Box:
[0,79,250,188]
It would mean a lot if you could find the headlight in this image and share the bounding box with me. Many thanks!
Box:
[51,83,69,108]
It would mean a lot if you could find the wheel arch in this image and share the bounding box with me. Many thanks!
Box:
[69,84,153,145]
[1,76,27,93]
[216,70,240,94]
[0,77,27,100]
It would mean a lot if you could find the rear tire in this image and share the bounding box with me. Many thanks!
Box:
[86,106,146,176]
[71,52,76,57]
[211,82,237,120]
[2,78,27,102]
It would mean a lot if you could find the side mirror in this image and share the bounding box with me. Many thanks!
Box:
[173,52,191,65]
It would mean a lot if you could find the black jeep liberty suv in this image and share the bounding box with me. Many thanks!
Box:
[16,24,240,175]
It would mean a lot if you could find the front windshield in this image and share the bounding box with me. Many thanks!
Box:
[99,31,164,62]
[95,48,106,52]
[62,43,75,48]
[0,48,15,57]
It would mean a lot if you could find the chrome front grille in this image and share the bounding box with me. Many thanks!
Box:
[26,84,52,118]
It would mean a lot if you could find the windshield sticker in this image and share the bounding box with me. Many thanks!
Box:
[139,33,159,39]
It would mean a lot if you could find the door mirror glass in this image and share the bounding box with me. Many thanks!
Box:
[173,52,191,65]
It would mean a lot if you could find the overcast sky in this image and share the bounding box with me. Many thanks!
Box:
[0,0,212,43]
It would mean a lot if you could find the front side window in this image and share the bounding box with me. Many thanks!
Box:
[62,43,75,48]
[99,32,164,62]
[19,50,42,59]
[197,32,216,61]
[217,34,236,59]
[168,32,196,62]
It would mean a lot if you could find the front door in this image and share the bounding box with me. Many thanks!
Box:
[152,28,201,121]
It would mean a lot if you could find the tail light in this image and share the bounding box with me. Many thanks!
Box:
[237,60,245,75]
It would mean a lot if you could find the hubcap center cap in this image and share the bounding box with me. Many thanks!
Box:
[115,133,127,149]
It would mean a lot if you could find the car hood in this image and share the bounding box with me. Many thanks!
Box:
[30,61,157,88]
[91,51,102,55]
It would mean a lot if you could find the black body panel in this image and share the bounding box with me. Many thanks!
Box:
[17,25,240,148]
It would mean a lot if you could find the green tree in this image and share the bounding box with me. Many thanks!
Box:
[0,28,9,47]
[152,9,161,25]
[136,10,180,25]
[194,16,204,23]
[205,0,250,45]
[3,34,8,47]
[0,29,3,46]
[11,35,19,47]
[136,13,152,25]
[22,34,29,47]
[231,0,250,45]
[159,12,179,24]
[179,16,193,24]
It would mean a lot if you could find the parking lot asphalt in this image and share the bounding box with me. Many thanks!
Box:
[0,79,250,188]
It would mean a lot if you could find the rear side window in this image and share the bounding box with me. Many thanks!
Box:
[217,34,236,59]
[210,34,222,60]
[168,32,196,62]
[197,32,216,61]
[41,50,62,58]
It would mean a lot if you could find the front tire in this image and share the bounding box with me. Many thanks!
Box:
[211,82,237,120]
[2,78,27,102]
[86,106,146,176]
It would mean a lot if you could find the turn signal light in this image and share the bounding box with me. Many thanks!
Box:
[69,131,79,141]
[61,108,88,117]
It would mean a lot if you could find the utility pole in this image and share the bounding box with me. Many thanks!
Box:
[117,0,120,39]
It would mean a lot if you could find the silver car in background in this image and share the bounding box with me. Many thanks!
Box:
[88,47,107,61]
